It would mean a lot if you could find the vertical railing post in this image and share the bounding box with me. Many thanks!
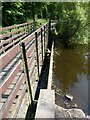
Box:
[34,22,36,31]
[33,22,35,32]
[45,24,48,49]
[30,24,32,34]
[10,29,14,46]
[48,20,52,50]
[49,20,51,41]
[44,26,45,56]
[46,23,49,46]
[34,21,36,31]
[32,23,34,32]
[20,42,33,105]
[29,23,30,33]
[35,32,39,80]
[28,24,29,33]
[41,28,43,64]
[31,23,32,33]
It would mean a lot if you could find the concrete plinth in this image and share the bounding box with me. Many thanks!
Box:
[35,89,55,118]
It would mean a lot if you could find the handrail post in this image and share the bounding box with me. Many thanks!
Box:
[20,42,33,105]
[30,24,32,34]
[41,28,43,64]
[49,20,51,41]
[34,21,36,31]
[31,23,33,33]
[33,23,34,32]
[44,26,45,57]
[45,24,48,49]
[33,21,36,32]
[48,20,52,50]
[35,32,40,81]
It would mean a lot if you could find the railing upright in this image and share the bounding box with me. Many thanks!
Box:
[44,26,45,56]
[41,28,43,64]
[20,42,33,105]
[35,32,40,81]
[49,20,51,41]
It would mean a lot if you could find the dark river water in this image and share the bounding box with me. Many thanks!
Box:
[53,44,90,115]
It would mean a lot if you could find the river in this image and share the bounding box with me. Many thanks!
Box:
[53,44,90,115]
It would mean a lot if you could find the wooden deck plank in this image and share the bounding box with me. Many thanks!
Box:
[0,61,22,95]
[13,86,27,118]
[26,43,35,58]
[0,73,25,118]
[0,45,20,70]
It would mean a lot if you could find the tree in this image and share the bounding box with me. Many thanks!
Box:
[56,2,89,46]
[2,2,25,26]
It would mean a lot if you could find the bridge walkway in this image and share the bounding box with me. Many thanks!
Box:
[0,21,52,118]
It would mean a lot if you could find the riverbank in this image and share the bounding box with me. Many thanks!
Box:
[55,104,90,119]
[34,40,89,119]
[53,41,89,114]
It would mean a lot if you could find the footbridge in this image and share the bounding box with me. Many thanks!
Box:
[0,20,56,118]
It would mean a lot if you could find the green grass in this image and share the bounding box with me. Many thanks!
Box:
[26,18,33,22]
[36,19,47,28]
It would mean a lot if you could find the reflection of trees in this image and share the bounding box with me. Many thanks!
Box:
[54,45,89,93]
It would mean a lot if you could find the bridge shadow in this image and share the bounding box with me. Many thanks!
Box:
[34,28,55,100]
[25,51,51,119]
[25,31,55,120]
[35,52,51,100]
[25,101,37,120]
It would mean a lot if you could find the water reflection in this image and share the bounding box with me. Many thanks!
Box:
[54,44,90,115]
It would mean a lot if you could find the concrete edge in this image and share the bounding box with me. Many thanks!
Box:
[47,42,54,90]
[35,89,55,118]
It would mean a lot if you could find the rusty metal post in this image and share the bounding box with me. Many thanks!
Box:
[41,28,43,64]
[30,24,32,33]
[35,32,39,80]
[33,22,35,32]
[48,20,52,50]
[44,26,45,56]
[34,21,36,31]
[31,23,33,33]
[46,23,49,48]
[49,20,51,39]
[20,42,33,105]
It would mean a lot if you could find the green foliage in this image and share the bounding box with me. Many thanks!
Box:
[2,2,48,26]
[36,19,47,28]
[2,2,26,26]
[1,2,89,46]
[56,2,89,46]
